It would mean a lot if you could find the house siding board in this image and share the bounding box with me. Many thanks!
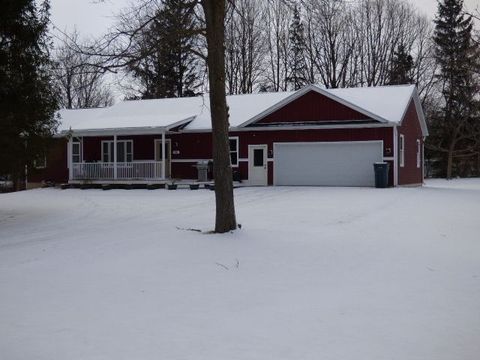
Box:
[255,91,370,125]
[397,100,423,185]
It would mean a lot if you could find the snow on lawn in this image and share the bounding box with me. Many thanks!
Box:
[1,180,480,360]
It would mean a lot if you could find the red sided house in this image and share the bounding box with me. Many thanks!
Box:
[31,84,428,187]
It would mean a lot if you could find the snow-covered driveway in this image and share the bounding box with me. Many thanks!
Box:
[1,180,479,360]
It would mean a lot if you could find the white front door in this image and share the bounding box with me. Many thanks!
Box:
[248,145,268,186]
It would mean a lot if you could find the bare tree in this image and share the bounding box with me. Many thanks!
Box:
[54,31,113,109]
[225,0,266,94]
[303,0,356,88]
[263,1,292,91]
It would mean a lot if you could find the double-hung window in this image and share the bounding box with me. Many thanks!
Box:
[399,134,405,167]
[102,140,133,162]
[229,137,239,167]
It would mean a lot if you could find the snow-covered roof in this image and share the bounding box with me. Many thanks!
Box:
[325,84,416,124]
[57,84,421,136]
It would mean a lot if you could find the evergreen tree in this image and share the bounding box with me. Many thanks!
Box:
[287,6,308,90]
[0,0,58,188]
[128,0,200,99]
[428,0,479,178]
[388,44,414,85]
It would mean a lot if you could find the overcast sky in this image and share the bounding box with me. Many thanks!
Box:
[49,0,479,42]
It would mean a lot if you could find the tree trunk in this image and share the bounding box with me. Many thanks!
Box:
[446,140,456,179]
[201,0,237,233]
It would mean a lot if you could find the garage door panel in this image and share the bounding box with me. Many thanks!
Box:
[274,142,383,186]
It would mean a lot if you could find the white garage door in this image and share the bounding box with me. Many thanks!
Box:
[274,141,383,186]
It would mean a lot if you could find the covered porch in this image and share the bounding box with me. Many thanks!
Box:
[66,126,178,184]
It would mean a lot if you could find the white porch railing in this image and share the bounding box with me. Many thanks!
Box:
[71,161,164,181]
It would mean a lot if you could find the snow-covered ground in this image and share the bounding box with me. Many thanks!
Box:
[1,179,479,360]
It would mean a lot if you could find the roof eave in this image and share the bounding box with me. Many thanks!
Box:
[56,116,196,137]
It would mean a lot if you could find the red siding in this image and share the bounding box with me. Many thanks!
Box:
[36,127,395,186]
[170,127,394,186]
[29,138,68,184]
[397,100,423,185]
[256,90,370,124]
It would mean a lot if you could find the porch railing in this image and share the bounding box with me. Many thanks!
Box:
[71,161,164,181]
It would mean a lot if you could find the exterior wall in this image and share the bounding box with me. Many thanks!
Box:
[256,90,370,124]
[397,100,424,185]
[34,127,396,187]
[170,127,394,186]
[28,138,69,184]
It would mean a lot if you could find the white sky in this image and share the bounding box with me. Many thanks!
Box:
[49,0,479,42]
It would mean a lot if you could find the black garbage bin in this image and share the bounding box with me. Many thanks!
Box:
[373,162,389,188]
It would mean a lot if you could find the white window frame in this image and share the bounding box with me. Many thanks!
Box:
[101,140,133,163]
[416,139,421,168]
[72,141,82,163]
[229,136,239,167]
[399,134,405,168]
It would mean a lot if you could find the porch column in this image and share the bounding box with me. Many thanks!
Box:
[113,134,117,180]
[68,137,73,181]
[161,130,166,180]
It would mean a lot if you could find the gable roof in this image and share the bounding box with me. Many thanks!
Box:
[57,84,426,136]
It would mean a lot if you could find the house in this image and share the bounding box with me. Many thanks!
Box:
[30,84,428,187]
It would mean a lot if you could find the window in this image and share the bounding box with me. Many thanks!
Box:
[229,137,239,167]
[102,140,133,162]
[399,134,405,167]
[253,148,264,167]
[416,139,421,168]
[34,156,47,169]
[72,142,81,163]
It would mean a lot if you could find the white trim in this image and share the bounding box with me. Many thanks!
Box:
[113,135,117,180]
[161,131,166,179]
[229,136,239,167]
[422,138,425,182]
[248,144,268,186]
[58,117,195,138]
[177,122,394,134]
[154,138,172,179]
[399,134,405,168]
[272,140,384,186]
[171,158,210,163]
[382,156,394,161]
[238,85,390,127]
[416,139,421,168]
[393,126,398,186]
[68,138,73,180]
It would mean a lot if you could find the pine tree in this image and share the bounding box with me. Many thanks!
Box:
[428,0,479,178]
[388,44,414,85]
[287,6,308,90]
[129,0,200,99]
[0,0,58,188]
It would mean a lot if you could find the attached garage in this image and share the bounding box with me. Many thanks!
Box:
[273,141,384,186]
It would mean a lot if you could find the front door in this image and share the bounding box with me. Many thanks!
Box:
[154,140,171,178]
[248,145,268,186]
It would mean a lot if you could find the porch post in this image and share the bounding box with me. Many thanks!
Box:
[113,134,117,180]
[161,130,166,180]
[68,137,73,181]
